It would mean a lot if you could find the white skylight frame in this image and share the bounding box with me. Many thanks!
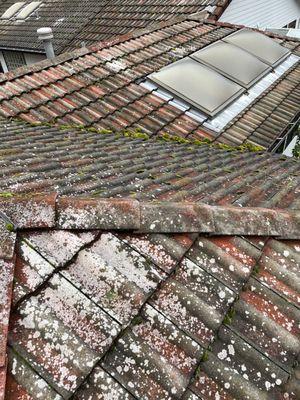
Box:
[1,2,25,19]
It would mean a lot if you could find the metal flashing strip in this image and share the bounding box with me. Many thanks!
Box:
[142,54,299,133]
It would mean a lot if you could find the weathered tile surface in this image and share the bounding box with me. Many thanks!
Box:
[9,274,120,397]
[229,278,300,370]
[102,303,203,399]
[0,259,14,366]
[150,257,235,346]
[187,235,260,291]
[191,326,290,400]
[12,240,55,305]
[0,194,56,229]
[255,239,300,307]
[118,232,195,273]
[20,230,98,267]
[57,197,140,229]
[2,198,300,399]
[73,366,135,400]
[0,219,16,260]
[0,363,6,400]
[61,232,167,325]
[0,1,222,54]
[5,347,62,400]
[1,119,300,208]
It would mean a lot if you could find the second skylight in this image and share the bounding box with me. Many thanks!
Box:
[191,41,272,89]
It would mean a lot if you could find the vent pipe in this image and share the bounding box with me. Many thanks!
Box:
[37,27,55,59]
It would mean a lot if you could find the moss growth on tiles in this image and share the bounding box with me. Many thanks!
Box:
[131,315,143,326]
[5,222,14,232]
[0,192,14,198]
[223,308,236,325]
[200,350,210,363]
[252,264,260,276]
[24,120,265,153]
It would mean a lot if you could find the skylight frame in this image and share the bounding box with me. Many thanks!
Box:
[222,28,291,68]
[149,58,245,117]
[190,41,272,89]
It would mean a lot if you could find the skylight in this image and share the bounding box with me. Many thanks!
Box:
[223,29,290,67]
[144,29,296,132]
[1,2,25,19]
[190,41,272,89]
[150,58,245,117]
[16,1,41,20]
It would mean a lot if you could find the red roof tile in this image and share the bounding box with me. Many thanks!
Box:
[0,19,298,149]
[0,193,299,398]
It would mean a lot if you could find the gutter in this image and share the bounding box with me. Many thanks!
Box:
[268,111,300,153]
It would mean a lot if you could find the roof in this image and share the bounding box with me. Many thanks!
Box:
[0,12,299,400]
[0,194,299,399]
[0,118,300,205]
[63,0,231,52]
[0,19,298,149]
[0,0,229,54]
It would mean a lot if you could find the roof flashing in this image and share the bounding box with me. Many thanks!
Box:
[145,53,299,133]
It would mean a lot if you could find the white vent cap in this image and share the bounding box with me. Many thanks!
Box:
[37,27,54,41]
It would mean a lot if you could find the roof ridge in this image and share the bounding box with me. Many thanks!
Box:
[0,195,299,259]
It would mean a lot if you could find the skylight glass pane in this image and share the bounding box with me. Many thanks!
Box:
[149,58,245,117]
[223,29,291,67]
[1,2,25,19]
[16,1,41,20]
[191,41,272,89]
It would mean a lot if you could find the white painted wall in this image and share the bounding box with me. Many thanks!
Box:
[220,0,300,29]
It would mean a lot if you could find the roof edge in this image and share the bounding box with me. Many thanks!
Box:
[0,194,299,259]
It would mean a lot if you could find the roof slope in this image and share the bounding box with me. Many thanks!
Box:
[0,195,299,399]
[0,0,227,53]
[0,0,108,53]
[0,19,298,149]
[64,0,230,51]
[0,119,300,207]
